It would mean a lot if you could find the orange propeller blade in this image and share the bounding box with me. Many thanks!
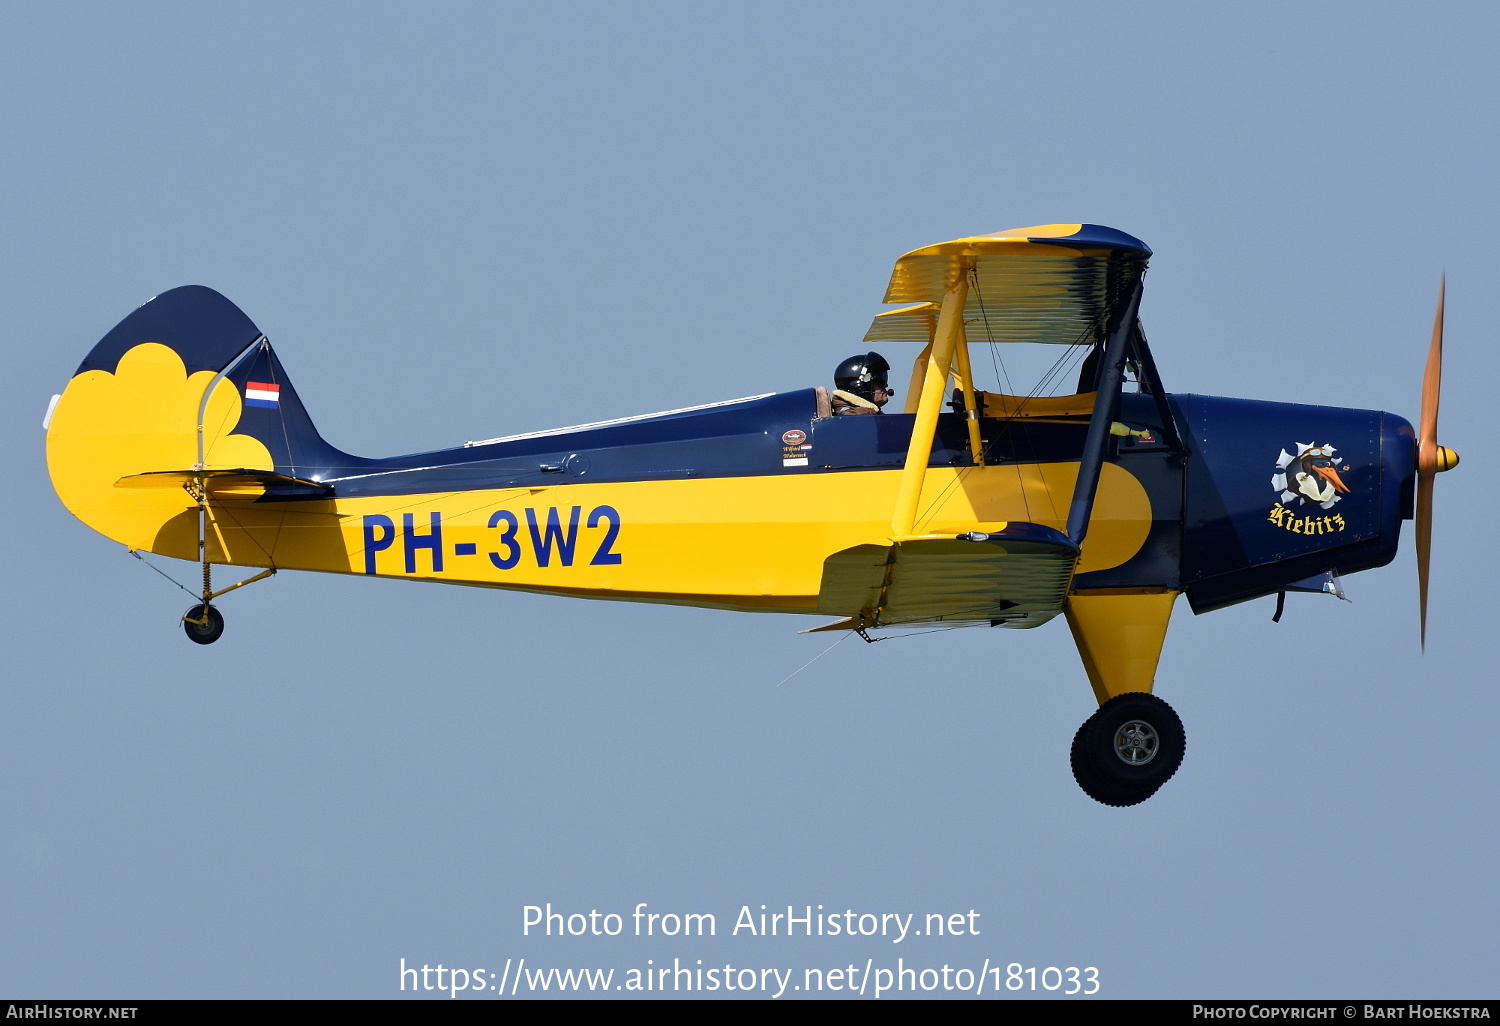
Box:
[1416,471,1432,649]
[1416,277,1443,649]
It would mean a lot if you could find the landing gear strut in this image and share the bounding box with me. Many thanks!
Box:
[1071,692,1185,807]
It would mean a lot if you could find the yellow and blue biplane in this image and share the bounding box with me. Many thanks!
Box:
[44,224,1458,806]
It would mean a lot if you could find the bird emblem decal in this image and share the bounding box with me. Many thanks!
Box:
[1272,443,1352,509]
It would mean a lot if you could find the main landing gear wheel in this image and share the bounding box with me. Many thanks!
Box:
[1070,692,1185,807]
[182,604,225,645]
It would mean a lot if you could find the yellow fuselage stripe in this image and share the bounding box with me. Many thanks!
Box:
[125,462,1155,614]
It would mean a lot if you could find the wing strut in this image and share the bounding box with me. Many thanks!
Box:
[1130,324,1184,451]
[890,271,969,536]
[1065,275,1144,545]
[950,317,986,466]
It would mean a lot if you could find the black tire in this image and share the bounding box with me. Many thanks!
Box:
[1070,692,1185,807]
[182,604,225,645]
[1071,716,1131,806]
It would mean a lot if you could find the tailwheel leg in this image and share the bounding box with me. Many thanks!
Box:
[182,540,225,645]
[172,473,277,645]
[1070,692,1185,807]
[178,475,226,645]
[175,566,276,645]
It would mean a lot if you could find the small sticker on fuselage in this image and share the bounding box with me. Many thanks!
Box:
[781,440,811,466]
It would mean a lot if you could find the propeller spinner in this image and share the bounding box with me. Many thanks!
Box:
[1416,278,1460,648]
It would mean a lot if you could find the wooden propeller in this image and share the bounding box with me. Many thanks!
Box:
[1416,278,1459,649]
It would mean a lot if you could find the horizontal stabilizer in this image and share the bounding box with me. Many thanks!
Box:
[115,469,331,498]
[816,522,1079,630]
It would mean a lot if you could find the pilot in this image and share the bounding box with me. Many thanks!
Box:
[831,352,894,415]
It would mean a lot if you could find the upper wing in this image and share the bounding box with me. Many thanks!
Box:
[866,224,1150,347]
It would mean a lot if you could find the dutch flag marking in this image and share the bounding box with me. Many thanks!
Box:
[245,381,280,409]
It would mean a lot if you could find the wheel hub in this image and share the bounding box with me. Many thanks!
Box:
[1113,719,1159,766]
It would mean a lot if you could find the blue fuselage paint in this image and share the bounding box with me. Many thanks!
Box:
[227,329,1412,612]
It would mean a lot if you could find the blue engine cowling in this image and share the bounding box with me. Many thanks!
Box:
[1174,395,1416,613]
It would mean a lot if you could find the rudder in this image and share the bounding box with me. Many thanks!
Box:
[46,286,355,553]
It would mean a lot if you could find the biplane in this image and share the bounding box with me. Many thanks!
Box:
[44,224,1458,806]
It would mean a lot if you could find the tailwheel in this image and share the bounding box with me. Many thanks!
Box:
[182,604,225,645]
[1070,692,1185,807]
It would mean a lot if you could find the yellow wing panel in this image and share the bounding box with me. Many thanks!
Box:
[862,302,940,344]
[878,224,1150,346]
[817,528,1079,629]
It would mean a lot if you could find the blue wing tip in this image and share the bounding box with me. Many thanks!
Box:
[1040,224,1152,257]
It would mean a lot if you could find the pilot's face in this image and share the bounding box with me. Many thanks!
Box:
[871,386,893,408]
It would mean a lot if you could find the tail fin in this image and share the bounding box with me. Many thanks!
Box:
[47,286,354,552]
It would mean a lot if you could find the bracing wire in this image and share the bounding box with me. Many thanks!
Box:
[971,268,1015,396]
[129,549,198,598]
[775,632,852,687]
[857,620,993,642]
[776,615,999,687]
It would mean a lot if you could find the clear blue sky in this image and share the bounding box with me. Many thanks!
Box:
[3,0,1496,999]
